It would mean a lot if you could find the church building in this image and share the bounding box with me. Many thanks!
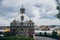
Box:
[10,5,35,38]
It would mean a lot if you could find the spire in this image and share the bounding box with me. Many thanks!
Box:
[22,4,23,8]
[20,5,25,14]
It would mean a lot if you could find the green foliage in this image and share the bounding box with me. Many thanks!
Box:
[56,6,60,10]
[52,31,58,36]
[4,32,11,36]
[39,32,42,35]
[0,36,34,40]
[56,13,60,19]
[56,6,60,19]
[44,32,47,36]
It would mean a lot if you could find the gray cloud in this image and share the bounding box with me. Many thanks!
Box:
[0,0,60,26]
[0,0,2,6]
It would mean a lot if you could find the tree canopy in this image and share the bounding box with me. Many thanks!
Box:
[56,6,60,19]
[56,13,60,19]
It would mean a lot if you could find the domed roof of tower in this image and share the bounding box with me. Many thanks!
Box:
[20,5,25,13]
[20,6,25,11]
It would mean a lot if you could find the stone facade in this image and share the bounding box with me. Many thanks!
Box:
[10,6,35,38]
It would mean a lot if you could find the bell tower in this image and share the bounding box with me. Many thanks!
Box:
[20,5,25,25]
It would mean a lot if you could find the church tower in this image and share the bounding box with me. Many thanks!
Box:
[20,5,25,25]
[10,5,35,38]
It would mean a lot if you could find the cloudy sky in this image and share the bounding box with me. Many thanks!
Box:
[0,0,60,26]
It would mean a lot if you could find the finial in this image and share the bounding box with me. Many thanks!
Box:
[22,4,23,8]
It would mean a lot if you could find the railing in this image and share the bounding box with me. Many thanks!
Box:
[35,34,60,40]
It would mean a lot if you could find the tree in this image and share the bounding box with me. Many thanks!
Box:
[39,32,42,36]
[56,6,60,19]
[44,32,47,36]
[52,31,57,37]
[56,13,60,19]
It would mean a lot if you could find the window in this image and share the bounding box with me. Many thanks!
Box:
[21,22,23,25]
